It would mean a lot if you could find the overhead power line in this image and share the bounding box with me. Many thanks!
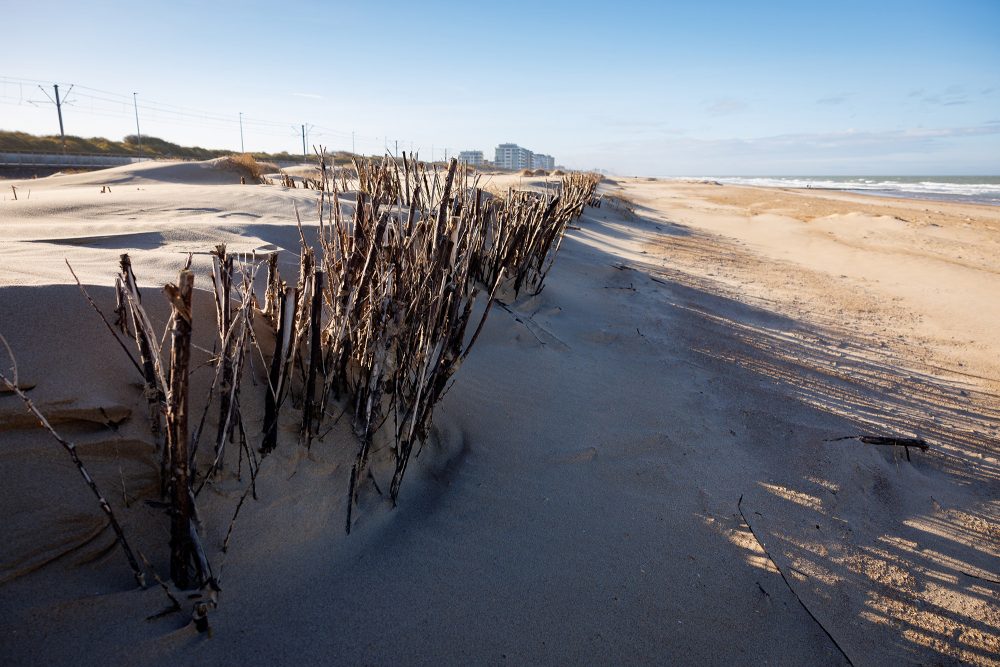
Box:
[0,75,457,159]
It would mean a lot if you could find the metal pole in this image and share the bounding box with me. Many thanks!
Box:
[395,139,398,159]
[132,92,142,161]
[54,84,65,153]
[239,112,244,153]
[351,131,355,155]
[302,124,306,162]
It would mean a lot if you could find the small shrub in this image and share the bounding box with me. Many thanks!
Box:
[604,192,638,218]
[218,153,265,183]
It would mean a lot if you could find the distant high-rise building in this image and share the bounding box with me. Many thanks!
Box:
[458,150,485,167]
[494,143,555,170]
[494,143,533,170]
[531,153,555,170]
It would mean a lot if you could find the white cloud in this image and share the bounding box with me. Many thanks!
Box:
[575,122,1000,175]
[704,98,748,116]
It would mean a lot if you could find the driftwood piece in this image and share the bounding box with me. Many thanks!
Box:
[826,435,929,461]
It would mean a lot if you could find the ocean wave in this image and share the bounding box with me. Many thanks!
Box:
[708,177,1000,204]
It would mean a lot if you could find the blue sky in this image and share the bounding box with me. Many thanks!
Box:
[2,0,998,175]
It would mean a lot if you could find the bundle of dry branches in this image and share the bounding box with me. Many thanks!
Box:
[305,153,599,526]
[37,149,600,626]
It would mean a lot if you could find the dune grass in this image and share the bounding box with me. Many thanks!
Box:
[216,153,267,183]
[603,191,638,218]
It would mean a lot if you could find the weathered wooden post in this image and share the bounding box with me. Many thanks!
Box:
[302,270,324,448]
[164,269,196,588]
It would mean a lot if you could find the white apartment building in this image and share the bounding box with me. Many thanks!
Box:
[494,143,556,170]
[458,150,485,167]
[494,143,534,170]
[531,153,555,170]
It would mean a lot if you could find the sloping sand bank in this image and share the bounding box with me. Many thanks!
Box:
[0,166,997,665]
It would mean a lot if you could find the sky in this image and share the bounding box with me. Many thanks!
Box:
[2,0,998,175]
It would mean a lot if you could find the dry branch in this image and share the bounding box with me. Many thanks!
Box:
[119,254,167,457]
[0,334,146,589]
[302,270,324,447]
[826,434,929,461]
[65,260,144,378]
[163,270,210,590]
[738,494,854,666]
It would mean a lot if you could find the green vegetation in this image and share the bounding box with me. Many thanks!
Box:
[0,130,358,164]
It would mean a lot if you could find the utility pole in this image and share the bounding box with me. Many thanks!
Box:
[54,85,65,152]
[395,139,398,159]
[301,124,306,162]
[37,84,74,152]
[239,112,245,153]
[351,131,355,155]
[132,92,142,161]
[444,148,449,162]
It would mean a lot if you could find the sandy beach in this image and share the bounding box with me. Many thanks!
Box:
[1,163,997,665]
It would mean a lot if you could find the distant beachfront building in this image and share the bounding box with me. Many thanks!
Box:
[458,150,484,167]
[494,143,555,170]
[495,143,534,170]
[531,153,555,170]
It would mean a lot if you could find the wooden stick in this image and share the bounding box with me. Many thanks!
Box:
[138,549,181,620]
[302,270,324,448]
[261,286,295,454]
[164,270,198,589]
[0,335,146,589]
[826,435,929,450]
[826,434,929,461]
[738,495,854,666]
[263,252,280,321]
[211,245,236,471]
[65,260,144,379]
[119,254,166,450]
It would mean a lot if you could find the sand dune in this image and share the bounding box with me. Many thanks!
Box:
[0,167,997,665]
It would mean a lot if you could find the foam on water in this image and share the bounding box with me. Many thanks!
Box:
[706,176,1000,206]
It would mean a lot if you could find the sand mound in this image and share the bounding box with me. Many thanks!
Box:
[17,159,253,187]
[551,169,565,176]
[279,164,322,180]
[212,155,268,183]
[519,169,534,176]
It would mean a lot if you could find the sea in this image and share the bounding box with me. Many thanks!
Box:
[709,176,1000,206]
